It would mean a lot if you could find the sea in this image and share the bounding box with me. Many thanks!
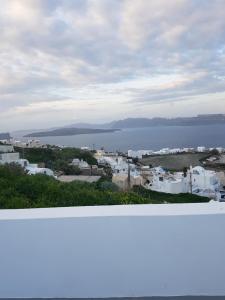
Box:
[15,124,225,152]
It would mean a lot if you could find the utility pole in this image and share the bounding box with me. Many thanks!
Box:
[189,166,193,194]
[128,161,131,191]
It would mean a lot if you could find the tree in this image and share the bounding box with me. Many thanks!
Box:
[210,148,219,156]
[99,181,119,192]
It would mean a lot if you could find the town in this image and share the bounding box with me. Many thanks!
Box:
[1,135,225,203]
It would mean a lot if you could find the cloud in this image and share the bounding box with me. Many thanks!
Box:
[0,0,225,130]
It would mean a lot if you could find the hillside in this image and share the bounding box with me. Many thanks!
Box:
[65,114,225,129]
[24,128,118,137]
[110,115,225,129]
[0,164,208,209]
[141,153,209,171]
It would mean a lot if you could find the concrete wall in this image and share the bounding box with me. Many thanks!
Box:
[0,203,225,298]
[0,152,20,163]
[0,145,14,153]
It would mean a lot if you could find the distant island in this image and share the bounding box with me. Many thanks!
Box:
[63,114,225,129]
[24,128,119,137]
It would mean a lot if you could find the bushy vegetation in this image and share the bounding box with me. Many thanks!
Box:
[0,164,209,209]
[133,186,209,203]
[14,146,97,172]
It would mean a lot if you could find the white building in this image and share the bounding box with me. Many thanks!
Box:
[153,148,171,155]
[17,159,29,168]
[146,168,188,194]
[12,140,28,148]
[190,166,220,197]
[97,156,128,173]
[71,158,89,168]
[25,165,54,176]
[168,148,183,154]
[0,152,20,164]
[197,146,206,152]
[182,147,195,152]
[12,139,43,148]
[0,151,54,177]
[144,166,221,198]
[150,176,188,194]
[0,145,14,153]
[98,155,141,190]
[80,146,90,151]
[128,150,153,159]
[27,139,43,148]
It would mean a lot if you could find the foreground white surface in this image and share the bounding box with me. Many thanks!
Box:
[0,203,225,298]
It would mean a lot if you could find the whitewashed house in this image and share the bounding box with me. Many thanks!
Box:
[169,148,183,154]
[97,156,130,174]
[0,152,20,164]
[128,150,142,159]
[151,176,187,194]
[190,166,220,197]
[0,145,14,153]
[27,140,43,148]
[153,148,171,155]
[128,150,153,159]
[197,146,206,152]
[72,158,89,168]
[80,146,90,151]
[17,159,29,168]
[25,166,54,176]
[0,150,55,177]
[182,147,195,153]
[146,168,188,194]
[144,165,221,198]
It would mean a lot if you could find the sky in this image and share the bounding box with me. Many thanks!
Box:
[0,0,225,131]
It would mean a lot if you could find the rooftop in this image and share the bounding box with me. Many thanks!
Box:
[57,175,101,183]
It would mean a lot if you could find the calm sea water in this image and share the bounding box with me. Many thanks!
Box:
[17,124,225,152]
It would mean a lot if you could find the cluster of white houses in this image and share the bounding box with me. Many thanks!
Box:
[71,158,104,176]
[95,150,225,201]
[128,146,225,159]
[96,153,142,190]
[0,145,103,180]
[0,145,54,176]
[0,137,45,148]
[1,144,225,201]
[12,139,44,148]
[142,165,223,200]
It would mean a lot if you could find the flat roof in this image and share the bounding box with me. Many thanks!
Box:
[0,202,225,220]
[57,175,101,183]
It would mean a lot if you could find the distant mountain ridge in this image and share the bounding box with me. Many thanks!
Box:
[9,114,225,138]
[66,114,225,129]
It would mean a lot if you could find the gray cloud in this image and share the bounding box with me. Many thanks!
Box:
[0,0,225,130]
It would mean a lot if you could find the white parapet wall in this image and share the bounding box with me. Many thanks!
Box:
[0,203,225,298]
